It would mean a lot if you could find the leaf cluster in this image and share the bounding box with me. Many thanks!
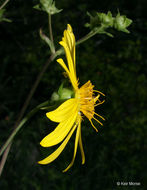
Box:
[0,9,11,22]
[85,11,132,37]
[34,0,62,15]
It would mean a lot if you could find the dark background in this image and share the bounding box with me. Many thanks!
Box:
[0,0,147,189]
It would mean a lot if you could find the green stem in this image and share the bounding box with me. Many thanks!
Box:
[0,100,49,157]
[48,14,55,53]
[0,143,11,176]
[0,51,60,176]
[13,54,56,127]
[76,31,97,46]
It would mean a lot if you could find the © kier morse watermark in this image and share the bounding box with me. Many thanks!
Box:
[116,181,141,186]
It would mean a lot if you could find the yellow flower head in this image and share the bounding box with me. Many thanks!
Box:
[38,24,105,172]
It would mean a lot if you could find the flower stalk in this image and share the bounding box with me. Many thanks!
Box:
[76,30,98,46]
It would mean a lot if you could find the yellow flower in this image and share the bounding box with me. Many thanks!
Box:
[38,24,105,172]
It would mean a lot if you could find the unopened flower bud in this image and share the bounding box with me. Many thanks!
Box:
[114,13,132,33]
[97,11,114,27]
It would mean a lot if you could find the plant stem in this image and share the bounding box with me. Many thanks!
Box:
[48,14,55,53]
[15,53,56,125]
[0,143,11,176]
[0,0,9,10]
[0,52,58,176]
[0,48,62,155]
[76,31,97,45]
[0,100,49,157]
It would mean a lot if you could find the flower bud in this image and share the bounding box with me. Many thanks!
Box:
[97,11,114,27]
[51,92,59,101]
[114,13,132,33]
[34,0,62,15]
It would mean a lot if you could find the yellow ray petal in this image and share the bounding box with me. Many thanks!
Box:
[67,24,72,33]
[64,29,74,52]
[59,41,78,90]
[57,58,70,75]
[66,30,76,69]
[59,41,74,75]
[66,24,76,68]
[57,58,76,88]
[58,24,77,90]
[46,98,78,123]
[59,45,74,79]
[40,111,78,147]
[63,24,74,48]
[63,117,81,172]
[38,122,78,165]
[63,30,72,52]
[79,126,85,164]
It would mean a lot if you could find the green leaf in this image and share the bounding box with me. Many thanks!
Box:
[39,29,55,53]
[85,12,100,29]
[34,0,62,15]
[0,9,11,22]
[0,9,5,17]
[33,5,41,11]
[85,11,132,36]
[114,13,132,33]
[97,11,114,27]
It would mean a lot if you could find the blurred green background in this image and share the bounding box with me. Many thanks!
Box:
[0,0,147,189]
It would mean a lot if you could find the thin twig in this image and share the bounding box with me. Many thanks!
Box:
[0,53,56,176]
[0,143,11,176]
[48,14,55,53]
[0,100,50,159]
[0,0,9,10]
[13,53,56,126]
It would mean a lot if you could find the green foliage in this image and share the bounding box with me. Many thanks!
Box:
[51,84,74,101]
[0,9,11,22]
[114,12,132,33]
[85,11,132,37]
[34,0,62,15]
[39,28,55,53]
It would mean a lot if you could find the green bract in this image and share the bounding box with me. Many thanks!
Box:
[114,13,132,33]
[59,88,74,100]
[34,0,62,15]
[85,11,132,36]
[51,84,74,101]
[39,29,55,53]
[97,11,114,27]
